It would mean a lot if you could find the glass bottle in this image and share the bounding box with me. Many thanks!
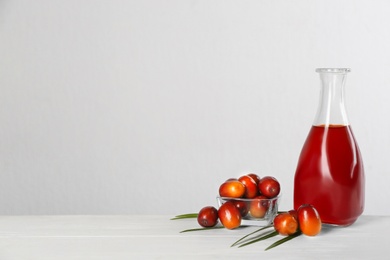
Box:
[293,68,365,226]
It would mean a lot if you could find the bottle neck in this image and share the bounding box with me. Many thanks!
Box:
[313,69,349,126]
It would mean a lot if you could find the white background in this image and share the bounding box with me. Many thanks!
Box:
[1,0,389,215]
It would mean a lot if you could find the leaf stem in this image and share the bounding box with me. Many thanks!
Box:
[170,213,198,220]
[265,232,302,251]
[180,226,225,233]
[237,230,279,248]
[231,225,272,247]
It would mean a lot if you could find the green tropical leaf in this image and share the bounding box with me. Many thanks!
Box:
[180,226,225,233]
[170,213,198,220]
[231,225,272,247]
[237,230,279,248]
[265,232,301,251]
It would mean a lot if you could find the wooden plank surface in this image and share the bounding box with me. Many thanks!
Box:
[0,215,388,259]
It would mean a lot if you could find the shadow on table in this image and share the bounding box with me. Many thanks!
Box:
[320,217,366,235]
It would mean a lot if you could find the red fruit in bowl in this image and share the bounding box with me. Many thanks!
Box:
[225,178,238,181]
[249,195,269,218]
[238,175,258,198]
[219,180,245,198]
[258,176,280,198]
[230,199,249,217]
[247,173,261,184]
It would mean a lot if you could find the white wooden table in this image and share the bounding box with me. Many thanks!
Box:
[0,215,388,259]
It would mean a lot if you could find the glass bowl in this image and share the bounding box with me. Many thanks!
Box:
[216,195,280,226]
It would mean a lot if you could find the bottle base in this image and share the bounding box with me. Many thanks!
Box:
[321,217,358,227]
